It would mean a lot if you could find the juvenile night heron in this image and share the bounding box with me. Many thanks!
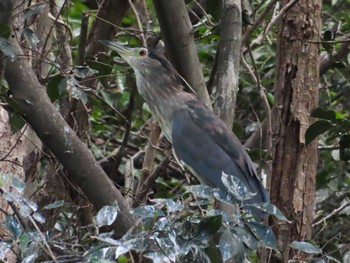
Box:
[101,41,269,216]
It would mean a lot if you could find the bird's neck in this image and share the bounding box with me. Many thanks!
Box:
[135,72,188,141]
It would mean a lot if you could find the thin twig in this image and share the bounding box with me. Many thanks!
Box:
[250,0,299,46]
[77,12,89,65]
[113,81,137,175]
[313,200,350,227]
[242,0,278,46]
[133,124,161,206]
[134,158,170,206]
[127,0,146,46]
[27,213,57,261]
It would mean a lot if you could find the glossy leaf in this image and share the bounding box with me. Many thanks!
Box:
[186,185,213,198]
[305,120,334,145]
[235,227,258,250]
[310,108,336,121]
[132,205,164,218]
[290,241,322,254]
[246,203,290,222]
[22,28,40,49]
[246,221,277,250]
[196,215,222,239]
[219,229,245,262]
[151,198,184,213]
[95,203,119,227]
[43,200,65,209]
[221,172,256,201]
[0,38,16,61]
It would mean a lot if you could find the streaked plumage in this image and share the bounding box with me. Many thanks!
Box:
[101,41,269,217]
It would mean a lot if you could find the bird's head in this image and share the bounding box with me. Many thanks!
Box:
[99,40,177,79]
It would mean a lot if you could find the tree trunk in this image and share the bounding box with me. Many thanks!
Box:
[270,0,322,260]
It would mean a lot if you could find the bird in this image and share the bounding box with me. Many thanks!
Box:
[100,41,269,217]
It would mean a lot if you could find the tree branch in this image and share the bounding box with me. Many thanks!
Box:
[152,0,211,108]
[5,39,135,238]
[213,0,242,128]
[319,42,350,75]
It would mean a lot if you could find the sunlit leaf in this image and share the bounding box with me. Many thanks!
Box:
[246,203,290,222]
[43,200,65,210]
[22,28,40,49]
[290,241,322,254]
[213,189,238,206]
[151,198,184,213]
[132,205,164,218]
[246,221,277,250]
[235,227,258,250]
[5,215,22,239]
[33,212,46,224]
[219,229,245,262]
[221,172,256,201]
[0,242,11,260]
[22,253,38,263]
[186,185,213,198]
[95,203,119,227]
[0,38,16,61]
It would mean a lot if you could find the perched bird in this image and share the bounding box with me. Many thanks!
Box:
[100,41,269,216]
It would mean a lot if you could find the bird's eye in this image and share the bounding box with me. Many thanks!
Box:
[139,48,147,57]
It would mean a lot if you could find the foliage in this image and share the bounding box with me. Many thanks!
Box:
[0,174,288,262]
[0,0,350,262]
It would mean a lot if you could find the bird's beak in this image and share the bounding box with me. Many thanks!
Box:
[99,40,135,58]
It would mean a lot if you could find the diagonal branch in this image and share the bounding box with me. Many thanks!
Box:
[5,39,135,238]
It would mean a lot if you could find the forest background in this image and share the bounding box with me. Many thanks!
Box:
[0,0,349,262]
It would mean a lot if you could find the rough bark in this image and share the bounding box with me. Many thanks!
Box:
[153,0,211,108]
[5,39,135,238]
[214,0,241,128]
[270,0,321,260]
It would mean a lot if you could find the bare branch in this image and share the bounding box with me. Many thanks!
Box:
[152,0,211,108]
[213,0,242,127]
[313,200,350,227]
[5,39,135,238]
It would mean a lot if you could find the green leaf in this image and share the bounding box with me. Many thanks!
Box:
[22,28,39,49]
[310,108,336,121]
[186,185,213,198]
[219,229,245,262]
[47,74,64,102]
[235,227,258,250]
[290,241,322,254]
[0,38,16,61]
[0,24,11,38]
[43,200,65,210]
[132,205,164,218]
[339,135,350,161]
[9,112,25,133]
[246,203,290,222]
[95,203,119,227]
[196,215,222,239]
[221,172,256,201]
[246,221,277,250]
[305,120,334,145]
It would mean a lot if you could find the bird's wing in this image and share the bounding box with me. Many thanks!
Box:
[171,99,269,204]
